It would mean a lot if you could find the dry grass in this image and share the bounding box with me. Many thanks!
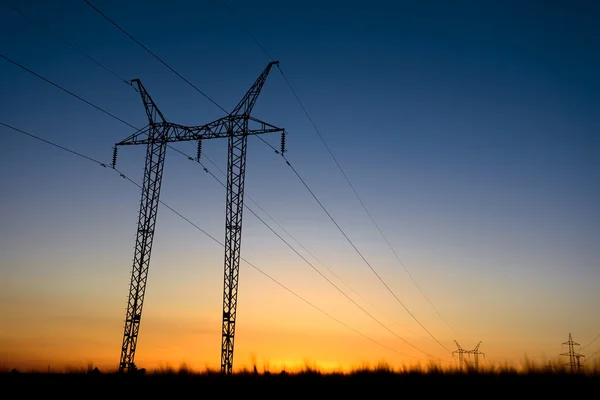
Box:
[3,356,600,380]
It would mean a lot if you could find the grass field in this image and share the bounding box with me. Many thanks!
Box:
[2,360,599,391]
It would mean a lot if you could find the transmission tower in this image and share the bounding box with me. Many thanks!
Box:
[453,340,484,371]
[453,340,468,370]
[112,61,284,373]
[470,341,485,370]
[560,333,585,373]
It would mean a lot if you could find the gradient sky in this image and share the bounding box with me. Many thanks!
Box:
[1,0,599,373]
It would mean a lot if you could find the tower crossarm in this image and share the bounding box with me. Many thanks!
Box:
[184,115,284,139]
[471,349,485,358]
[115,116,283,147]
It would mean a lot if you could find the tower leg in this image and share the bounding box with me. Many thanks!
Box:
[119,134,168,373]
[221,130,248,374]
[569,333,576,372]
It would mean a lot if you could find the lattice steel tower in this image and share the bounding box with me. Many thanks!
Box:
[453,340,468,370]
[561,333,585,373]
[470,341,485,370]
[453,340,484,371]
[112,62,284,373]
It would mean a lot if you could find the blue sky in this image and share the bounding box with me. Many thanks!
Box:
[1,0,599,371]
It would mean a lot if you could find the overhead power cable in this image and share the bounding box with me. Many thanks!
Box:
[171,143,413,332]
[282,154,451,354]
[169,146,421,342]
[581,333,600,351]
[83,0,227,114]
[586,347,599,362]
[5,4,136,91]
[216,0,459,340]
[217,0,275,61]
[0,53,137,130]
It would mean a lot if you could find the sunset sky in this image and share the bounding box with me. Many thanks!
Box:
[1,0,598,373]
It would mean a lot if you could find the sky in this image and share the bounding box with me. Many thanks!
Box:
[1,0,599,373]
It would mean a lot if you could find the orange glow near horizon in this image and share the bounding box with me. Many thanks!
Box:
[1,300,567,375]
[2,253,595,375]
[2,260,590,375]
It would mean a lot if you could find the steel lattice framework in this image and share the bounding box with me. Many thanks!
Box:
[452,340,468,369]
[561,333,585,372]
[453,340,485,371]
[112,62,283,373]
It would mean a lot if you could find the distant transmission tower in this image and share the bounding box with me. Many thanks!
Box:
[453,340,468,370]
[453,340,484,371]
[470,341,485,370]
[112,62,284,373]
[560,333,585,373]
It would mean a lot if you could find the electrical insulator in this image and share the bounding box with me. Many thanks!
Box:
[112,146,118,168]
[280,131,286,154]
[196,138,202,161]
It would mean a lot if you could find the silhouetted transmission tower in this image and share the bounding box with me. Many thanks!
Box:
[470,341,485,370]
[453,340,485,371]
[561,333,585,373]
[111,62,284,374]
[453,340,468,370]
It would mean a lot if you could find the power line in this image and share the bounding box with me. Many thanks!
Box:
[0,121,108,166]
[241,182,412,331]
[0,120,428,362]
[173,143,399,322]
[279,65,461,336]
[1,50,193,178]
[216,0,458,341]
[275,67,458,335]
[5,4,137,92]
[282,154,451,354]
[218,0,459,337]
[586,347,600,362]
[169,145,423,347]
[0,52,138,130]
[217,0,275,62]
[82,0,227,114]
[243,196,437,358]
[240,180,436,357]
[581,333,600,351]
[176,142,413,332]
